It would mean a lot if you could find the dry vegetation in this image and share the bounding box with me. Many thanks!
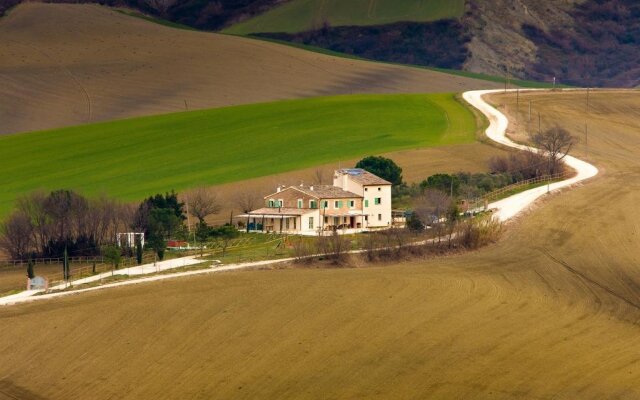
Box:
[0,3,502,135]
[1,91,640,398]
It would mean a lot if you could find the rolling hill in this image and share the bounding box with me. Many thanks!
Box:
[2,91,640,399]
[4,1,639,87]
[224,0,465,35]
[0,93,477,215]
[0,2,502,135]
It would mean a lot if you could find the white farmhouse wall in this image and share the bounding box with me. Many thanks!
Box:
[362,185,392,228]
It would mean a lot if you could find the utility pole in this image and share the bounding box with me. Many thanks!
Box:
[553,76,556,90]
[528,100,532,137]
[585,122,589,161]
[538,112,541,135]
[516,89,520,125]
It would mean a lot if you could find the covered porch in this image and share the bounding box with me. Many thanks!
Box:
[320,212,366,232]
[236,208,307,234]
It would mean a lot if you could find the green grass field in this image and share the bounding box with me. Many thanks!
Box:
[0,93,475,215]
[224,0,464,34]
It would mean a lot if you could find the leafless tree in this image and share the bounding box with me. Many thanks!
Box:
[317,231,351,265]
[532,126,575,175]
[236,190,261,213]
[413,189,453,243]
[16,190,48,254]
[314,168,326,185]
[186,187,221,224]
[413,189,451,225]
[0,211,34,260]
[291,237,313,263]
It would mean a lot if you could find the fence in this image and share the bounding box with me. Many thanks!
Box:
[469,172,568,212]
[0,256,106,269]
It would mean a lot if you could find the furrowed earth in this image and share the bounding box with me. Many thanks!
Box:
[0,2,501,136]
[1,90,640,398]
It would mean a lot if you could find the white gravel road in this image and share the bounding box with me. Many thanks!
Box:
[462,89,599,221]
[0,89,599,306]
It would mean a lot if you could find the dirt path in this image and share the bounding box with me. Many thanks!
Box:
[463,89,599,221]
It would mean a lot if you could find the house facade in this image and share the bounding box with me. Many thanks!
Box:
[239,169,392,235]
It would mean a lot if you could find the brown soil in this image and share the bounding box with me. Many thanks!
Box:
[0,3,502,135]
[1,90,640,398]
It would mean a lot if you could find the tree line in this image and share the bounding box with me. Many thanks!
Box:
[0,186,233,262]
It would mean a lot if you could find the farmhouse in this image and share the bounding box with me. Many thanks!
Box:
[239,169,392,235]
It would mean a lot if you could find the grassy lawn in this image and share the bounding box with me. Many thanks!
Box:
[224,0,464,34]
[0,93,475,215]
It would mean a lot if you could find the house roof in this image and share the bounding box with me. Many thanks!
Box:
[295,185,361,199]
[335,168,391,186]
[265,185,361,199]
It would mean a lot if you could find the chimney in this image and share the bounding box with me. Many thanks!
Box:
[276,185,281,193]
[300,181,304,187]
[310,185,314,191]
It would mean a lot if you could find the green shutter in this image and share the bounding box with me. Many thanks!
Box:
[365,200,369,207]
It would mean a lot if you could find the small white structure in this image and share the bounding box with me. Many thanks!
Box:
[117,232,145,248]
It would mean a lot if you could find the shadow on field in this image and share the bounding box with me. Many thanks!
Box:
[0,380,47,400]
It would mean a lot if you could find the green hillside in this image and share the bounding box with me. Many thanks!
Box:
[0,93,475,214]
[224,0,464,34]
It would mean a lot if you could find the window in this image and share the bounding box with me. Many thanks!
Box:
[297,199,303,209]
[268,199,275,208]
[378,214,382,221]
[365,187,368,192]
[324,216,328,224]
[374,197,381,205]
[335,200,343,209]
[310,200,318,209]
[349,200,355,208]
[364,200,369,208]
[285,218,290,229]
[378,187,381,191]
[365,215,369,221]
[322,200,329,209]
[308,217,314,229]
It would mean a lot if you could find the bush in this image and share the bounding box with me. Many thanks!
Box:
[457,216,502,249]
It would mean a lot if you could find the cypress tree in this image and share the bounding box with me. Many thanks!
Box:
[135,236,143,265]
[27,258,35,280]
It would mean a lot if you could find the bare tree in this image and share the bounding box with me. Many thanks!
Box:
[16,190,48,254]
[317,231,351,265]
[413,189,453,243]
[0,211,34,260]
[236,190,261,214]
[413,189,451,225]
[314,168,326,185]
[532,126,574,175]
[186,187,222,224]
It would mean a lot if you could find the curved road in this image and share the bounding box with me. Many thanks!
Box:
[463,89,599,221]
[0,89,601,307]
